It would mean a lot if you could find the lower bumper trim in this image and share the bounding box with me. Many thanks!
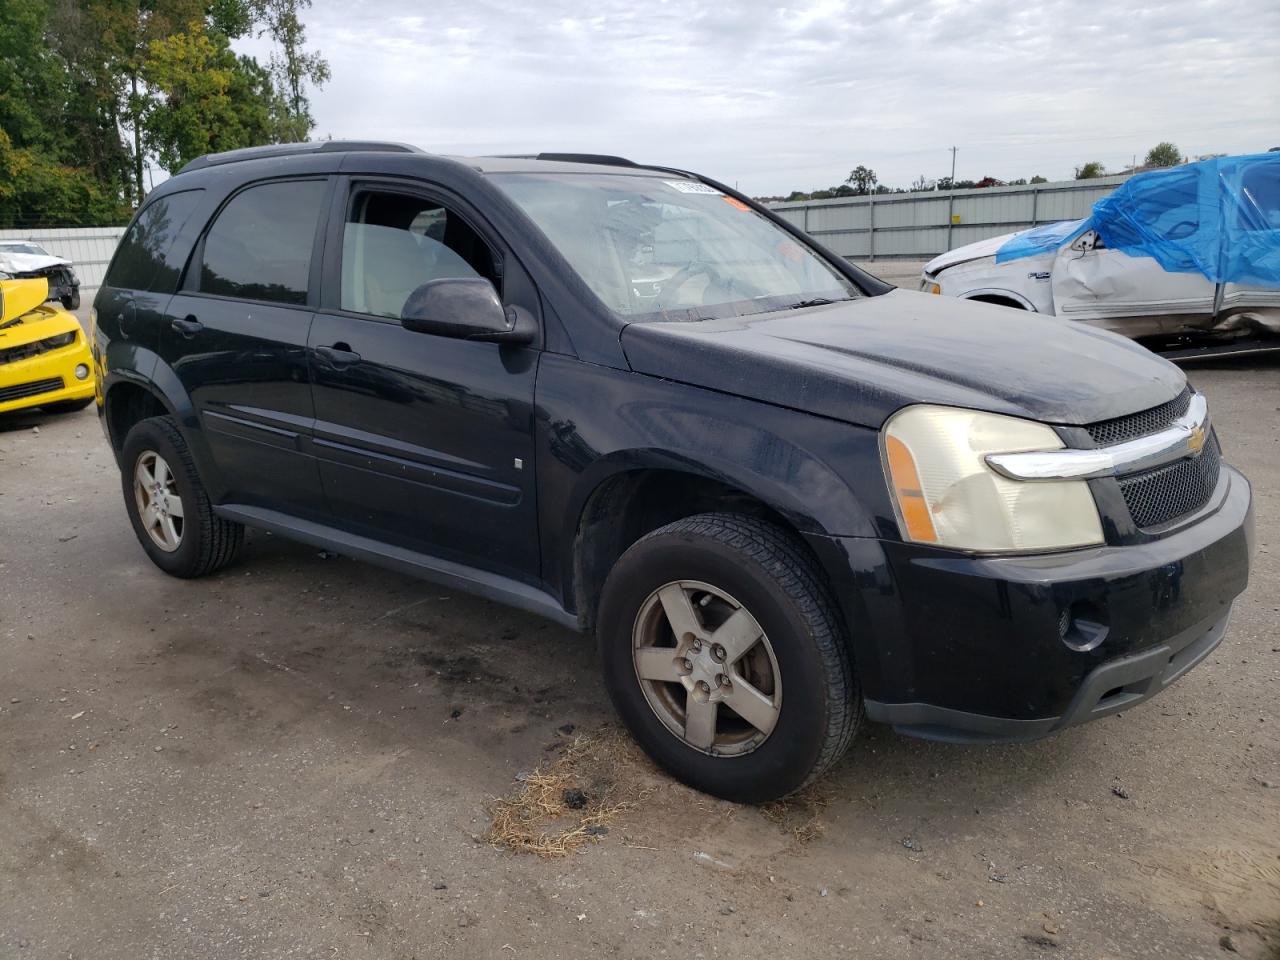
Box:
[867,610,1230,744]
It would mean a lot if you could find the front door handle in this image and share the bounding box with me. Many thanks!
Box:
[315,344,362,367]
[170,316,203,338]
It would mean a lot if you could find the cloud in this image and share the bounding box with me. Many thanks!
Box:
[238,0,1280,194]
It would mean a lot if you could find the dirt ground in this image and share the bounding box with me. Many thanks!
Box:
[1,328,1278,959]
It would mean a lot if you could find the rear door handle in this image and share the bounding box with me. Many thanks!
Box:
[315,344,361,367]
[170,316,203,338]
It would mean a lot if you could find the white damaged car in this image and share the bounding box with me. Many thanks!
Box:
[0,240,81,310]
[921,153,1280,347]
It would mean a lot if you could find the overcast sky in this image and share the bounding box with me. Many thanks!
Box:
[236,0,1280,196]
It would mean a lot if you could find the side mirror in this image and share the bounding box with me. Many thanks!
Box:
[400,277,535,344]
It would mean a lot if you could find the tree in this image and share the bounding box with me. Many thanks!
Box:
[252,0,330,141]
[784,190,809,202]
[1029,175,1048,184]
[845,165,877,196]
[1074,161,1106,179]
[910,174,933,192]
[0,128,126,227]
[1145,142,1181,168]
[142,23,278,174]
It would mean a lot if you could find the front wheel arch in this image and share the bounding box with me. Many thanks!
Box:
[961,289,1037,311]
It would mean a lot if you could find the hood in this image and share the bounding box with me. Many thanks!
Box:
[0,250,71,274]
[0,280,78,349]
[923,231,1019,275]
[620,290,1184,429]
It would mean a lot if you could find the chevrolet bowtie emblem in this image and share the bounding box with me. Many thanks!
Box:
[1187,424,1206,455]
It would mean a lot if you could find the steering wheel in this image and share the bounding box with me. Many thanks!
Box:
[1166,220,1197,240]
[655,259,762,308]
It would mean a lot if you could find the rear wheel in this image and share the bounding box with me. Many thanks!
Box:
[120,416,243,578]
[598,513,860,802]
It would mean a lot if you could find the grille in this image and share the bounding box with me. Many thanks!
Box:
[1119,434,1221,528]
[1087,386,1191,446]
[0,376,64,403]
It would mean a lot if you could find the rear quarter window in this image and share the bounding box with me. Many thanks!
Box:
[104,190,204,292]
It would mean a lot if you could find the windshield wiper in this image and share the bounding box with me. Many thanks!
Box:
[784,297,852,310]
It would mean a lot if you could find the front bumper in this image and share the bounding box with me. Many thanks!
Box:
[811,464,1253,742]
[0,340,95,414]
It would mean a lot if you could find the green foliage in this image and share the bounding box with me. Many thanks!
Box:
[251,0,330,139]
[1074,161,1106,179]
[0,0,328,227]
[0,129,128,227]
[1029,175,1048,184]
[141,23,278,172]
[1145,142,1181,168]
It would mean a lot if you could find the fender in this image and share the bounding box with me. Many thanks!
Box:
[533,353,896,607]
[101,345,228,500]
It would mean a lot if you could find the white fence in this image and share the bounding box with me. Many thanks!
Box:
[0,225,127,296]
[769,174,1129,260]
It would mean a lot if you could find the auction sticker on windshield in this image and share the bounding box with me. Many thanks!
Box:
[664,180,722,195]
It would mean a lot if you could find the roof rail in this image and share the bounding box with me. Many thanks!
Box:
[532,152,640,168]
[177,140,424,175]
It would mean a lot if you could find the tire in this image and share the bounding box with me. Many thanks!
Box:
[598,513,860,803]
[120,415,243,578]
[61,291,80,310]
[42,398,93,413]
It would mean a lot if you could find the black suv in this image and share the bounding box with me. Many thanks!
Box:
[92,142,1253,802]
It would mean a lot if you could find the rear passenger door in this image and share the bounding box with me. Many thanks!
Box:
[307,178,542,581]
[95,189,207,357]
[158,177,330,518]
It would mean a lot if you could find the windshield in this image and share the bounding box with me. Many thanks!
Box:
[0,242,50,256]
[490,172,858,321]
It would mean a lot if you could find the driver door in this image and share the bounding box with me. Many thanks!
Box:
[1050,229,1217,337]
[307,178,543,582]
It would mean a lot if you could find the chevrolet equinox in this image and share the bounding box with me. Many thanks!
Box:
[92,142,1254,802]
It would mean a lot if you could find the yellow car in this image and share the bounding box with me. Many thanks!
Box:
[0,277,95,415]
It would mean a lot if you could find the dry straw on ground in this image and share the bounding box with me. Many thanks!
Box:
[485,729,652,857]
[760,784,831,843]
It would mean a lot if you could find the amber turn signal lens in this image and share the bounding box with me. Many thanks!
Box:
[885,435,938,543]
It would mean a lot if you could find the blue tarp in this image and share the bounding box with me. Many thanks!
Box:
[994,151,1280,286]
[994,218,1089,263]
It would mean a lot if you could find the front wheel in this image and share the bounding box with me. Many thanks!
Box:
[598,513,860,802]
[61,291,80,311]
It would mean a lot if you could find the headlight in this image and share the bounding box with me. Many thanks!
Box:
[920,279,941,294]
[43,331,77,349]
[882,405,1104,552]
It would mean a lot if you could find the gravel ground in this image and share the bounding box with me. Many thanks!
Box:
[1,335,1277,959]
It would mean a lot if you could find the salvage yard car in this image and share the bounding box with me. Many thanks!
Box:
[92,142,1253,802]
[921,152,1280,349]
[0,239,82,309]
[0,276,94,414]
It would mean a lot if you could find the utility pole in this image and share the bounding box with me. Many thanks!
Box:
[946,146,958,252]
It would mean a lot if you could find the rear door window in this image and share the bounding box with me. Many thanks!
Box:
[105,189,204,292]
[198,180,326,305]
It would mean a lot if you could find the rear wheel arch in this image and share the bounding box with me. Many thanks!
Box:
[104,381,172,453]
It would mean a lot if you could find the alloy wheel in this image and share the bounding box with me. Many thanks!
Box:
[133,450,184,552]
[631,580,782,756]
